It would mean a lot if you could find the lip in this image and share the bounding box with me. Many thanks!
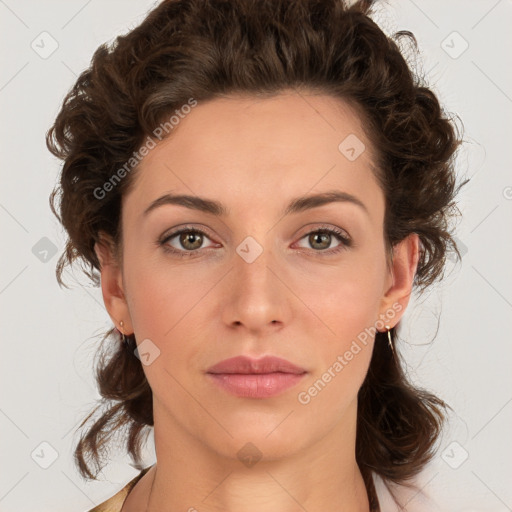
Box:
[207,355,306,375]
[206,355,307,399]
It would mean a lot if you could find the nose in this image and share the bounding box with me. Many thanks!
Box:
[220,236,292,334]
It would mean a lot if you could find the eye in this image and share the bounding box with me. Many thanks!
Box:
[158,224,352,258]
[159,227,218,257]
[295,226,352,254]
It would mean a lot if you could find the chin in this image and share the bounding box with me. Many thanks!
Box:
[211,436,303,467]
[202,417,311,463]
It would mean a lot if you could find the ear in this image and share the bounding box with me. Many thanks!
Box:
[378,233,420,328]
[94,233,133,335]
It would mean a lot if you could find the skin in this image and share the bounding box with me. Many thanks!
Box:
[95,91,419,512]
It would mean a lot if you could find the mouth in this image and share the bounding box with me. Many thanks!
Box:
[206,355,307,399]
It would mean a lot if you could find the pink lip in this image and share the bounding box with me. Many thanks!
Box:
[206,356,307,398]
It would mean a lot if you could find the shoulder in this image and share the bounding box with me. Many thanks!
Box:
[84,467,152,512]
[373,472,442,512]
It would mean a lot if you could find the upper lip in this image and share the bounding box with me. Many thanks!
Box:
[206,355,307,375]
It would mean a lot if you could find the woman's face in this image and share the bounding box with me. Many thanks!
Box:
[99,91,417,462]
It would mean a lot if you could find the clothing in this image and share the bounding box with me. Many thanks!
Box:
[87,466,151,512]
[86,466,436,512]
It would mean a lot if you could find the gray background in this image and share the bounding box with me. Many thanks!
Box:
[0,1,511,510]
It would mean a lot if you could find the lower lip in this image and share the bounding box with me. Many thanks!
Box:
[207,372,306,398]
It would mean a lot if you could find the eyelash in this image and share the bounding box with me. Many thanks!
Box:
[158,225,352,258]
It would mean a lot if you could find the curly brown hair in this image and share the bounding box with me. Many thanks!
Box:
[46,0,465,501]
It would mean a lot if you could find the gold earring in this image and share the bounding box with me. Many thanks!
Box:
[385,325,395,357]
[119,320,127,345]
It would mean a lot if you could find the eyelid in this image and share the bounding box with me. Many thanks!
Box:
[297,223,350,241]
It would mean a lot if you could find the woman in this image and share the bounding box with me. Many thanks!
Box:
[46,0,464,510]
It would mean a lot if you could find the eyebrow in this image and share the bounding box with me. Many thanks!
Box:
[142,190,369,218]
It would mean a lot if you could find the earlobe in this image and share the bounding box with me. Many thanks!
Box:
[379,233,420,327]
[94,236,134,334]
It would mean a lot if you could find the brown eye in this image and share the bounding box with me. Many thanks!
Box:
[178,231,204,250]
[296,227,351,253]
[160,227,217,256]
[308,232,332,250]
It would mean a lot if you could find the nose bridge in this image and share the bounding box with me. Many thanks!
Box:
[234,233,276,293]
[223,232,288,330]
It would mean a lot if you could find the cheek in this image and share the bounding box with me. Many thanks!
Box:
[293,275,381,419]
[124,249,203,336]
[123,251,219,381]
[302,278,378,381]
[293,254,386,344]
[122,262,202,403]
[295,341,372,435]
[291,253,385,404]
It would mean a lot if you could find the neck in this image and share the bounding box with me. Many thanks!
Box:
[146,399,370,512]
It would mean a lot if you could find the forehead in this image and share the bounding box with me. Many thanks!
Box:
[124,92,383,222]
[142,92,373,163]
